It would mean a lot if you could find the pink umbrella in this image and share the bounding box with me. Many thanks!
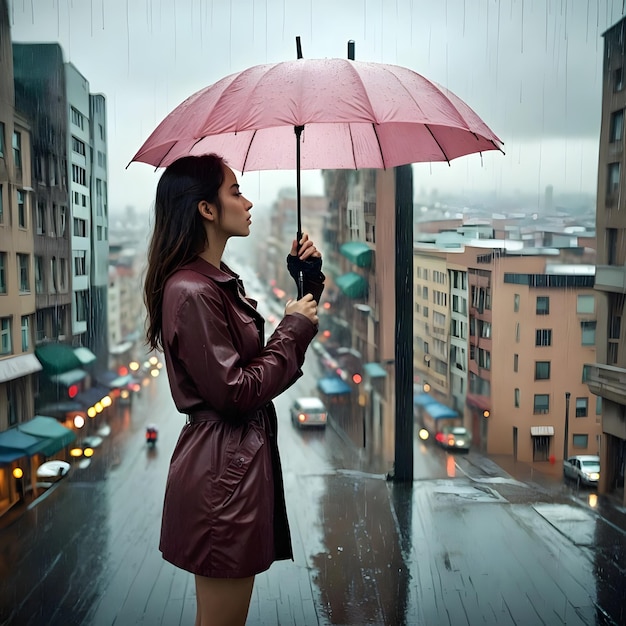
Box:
[132,58,503,172]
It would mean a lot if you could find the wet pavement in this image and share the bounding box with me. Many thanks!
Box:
[1,362,626,625]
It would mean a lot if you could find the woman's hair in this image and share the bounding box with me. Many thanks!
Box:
[144,154,226,351]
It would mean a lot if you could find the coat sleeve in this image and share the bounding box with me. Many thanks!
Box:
[172,288,318,417]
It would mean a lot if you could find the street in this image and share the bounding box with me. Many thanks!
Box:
[0,351,625,625]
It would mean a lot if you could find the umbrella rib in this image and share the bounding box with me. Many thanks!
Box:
[371,123,386,169]
[241,130,256,173]
[424,125,451,165]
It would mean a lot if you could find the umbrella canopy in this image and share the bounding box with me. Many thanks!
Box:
[131,57,503,171]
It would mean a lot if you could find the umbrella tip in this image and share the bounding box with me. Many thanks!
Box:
[296,36,303,59]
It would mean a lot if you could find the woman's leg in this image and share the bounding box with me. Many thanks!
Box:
[194,575,255,626]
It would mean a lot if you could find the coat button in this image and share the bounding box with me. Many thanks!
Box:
[236,457,245,467]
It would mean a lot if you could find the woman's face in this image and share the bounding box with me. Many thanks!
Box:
[213,166,253,239]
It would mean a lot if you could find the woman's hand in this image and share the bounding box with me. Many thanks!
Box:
[289,233,322,261]
[285,293,318,325]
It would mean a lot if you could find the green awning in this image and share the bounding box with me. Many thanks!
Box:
[336,272,368,299]
[339,241,372,268]
[19,416,76,457]
[35,343,83,376]
[0,428,48,464]
[364,362,387,379]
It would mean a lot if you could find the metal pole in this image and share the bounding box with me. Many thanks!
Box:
[563,392,571,461]
[392,164,414,482]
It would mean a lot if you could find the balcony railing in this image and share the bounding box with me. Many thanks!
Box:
[585,362,626,405]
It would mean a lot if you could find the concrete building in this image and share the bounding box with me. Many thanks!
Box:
[587,17,626,505]
[12,43,109,364]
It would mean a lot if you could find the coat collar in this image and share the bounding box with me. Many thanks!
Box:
[182,256,239,285]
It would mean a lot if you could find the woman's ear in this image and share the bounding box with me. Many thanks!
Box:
[198,200,215,221]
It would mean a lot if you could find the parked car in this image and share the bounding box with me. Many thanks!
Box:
[436,426,472,451]
[36,460,70,481]
[563,455,600,486]
[290,397,328,429]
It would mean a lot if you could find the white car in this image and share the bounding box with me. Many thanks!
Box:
[290,397,328,429]
[563,455,600,486]
[36,460,70,481]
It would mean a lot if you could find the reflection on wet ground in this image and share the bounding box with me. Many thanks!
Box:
[1,367,626,625]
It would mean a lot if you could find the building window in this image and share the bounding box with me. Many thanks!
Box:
[73,218,87,237]
[74,251,86,276]
[581,321,596,346]
[17,190,26,228]
[610,109,624,142]
[0,183,3,223]
[478,348,491,370]
[513,354,518,372]
[423,306,429,318]
[0,121,4,157]
[514,293,520,312]
[59,258,67,291]
[572,434,588,448]
[12,131,21,169]
[533,394,550,414]
[536,296,550,315]
[76,290,88,323]
[21,315,29,351]
[72,136,86,156]
[575,397,588,418]
[515,322,520,342]
[577,295,595,314]
[514,388,520,407]
[0,252,5,294]
[36,201,46,235]
[607,162,620,196]
[0,318,11,355]
[536,329,552,346]
[614,67,624,92]
[535,361,550,380]
[422,286,428,300]
[72,164,86,186]
[596,396,602,415]
[71,106,84,129]
[17,254,29,292]
[35,256,44,293]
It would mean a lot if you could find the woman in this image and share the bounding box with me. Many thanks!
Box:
[143,154,324,626]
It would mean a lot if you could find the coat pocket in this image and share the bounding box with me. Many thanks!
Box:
[218,425,265,505]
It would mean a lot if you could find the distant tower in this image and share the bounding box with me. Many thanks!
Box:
[544,184,554,214]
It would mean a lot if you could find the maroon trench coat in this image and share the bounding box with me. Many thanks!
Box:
[159,257,318,578]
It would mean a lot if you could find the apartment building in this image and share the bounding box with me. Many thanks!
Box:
[588,17,626,504]
[461,248,600,462]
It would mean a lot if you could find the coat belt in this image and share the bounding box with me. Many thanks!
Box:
[186,410,223,424]
[186,409,265,426]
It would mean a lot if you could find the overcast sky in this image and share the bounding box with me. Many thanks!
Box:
[7,0,626,212]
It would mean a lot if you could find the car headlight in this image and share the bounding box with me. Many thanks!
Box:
[588,472,600,480]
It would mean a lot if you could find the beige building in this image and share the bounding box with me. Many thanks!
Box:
[414,250,450,404]
[588,17,626,504]
[461,248,600,463]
